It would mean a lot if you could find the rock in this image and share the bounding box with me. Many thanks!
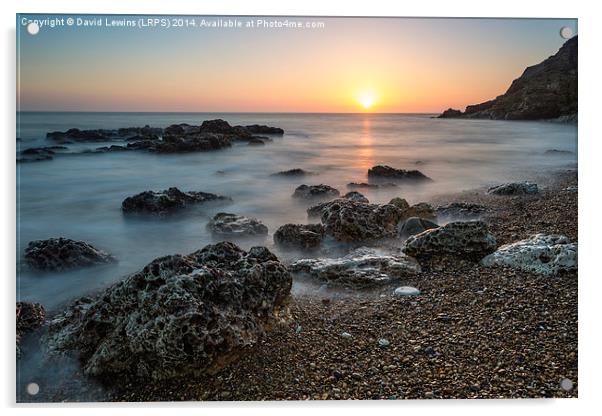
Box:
[290,247,420,288]
[307,200,338,219]
[122,187,230,215]
[398,217,439,239]
[545,149,573,155]
[24,238,116,271]
[343,191,369,203]
[393,286,421,296]
[16,302,45,356]
[437,37,577,120]
[153,133,232,153]
[347,182,398,189]
[208,213,268,237]
[437,108,464,118]
[320,199,405,242]
[388,197,410,211]
[21,146,67,155]
[436,202,487,220]
[243,124,284,135]
[341,332,352,339]
[17,154,53,163]
[273,224,325,250]
[292,184,340,200]
[247,137,266,145]
[402,221,497,261]
[368,165,432,182]
[44,242,292,380]
[402,202,437,221]
[47,126,162,142]
[94,145,129,153]
[480,234,577,276]
[271,168,314,177]
[378,339,390,348]
[487,182,539,196]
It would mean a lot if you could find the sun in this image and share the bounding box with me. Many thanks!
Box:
[357,90,377,110]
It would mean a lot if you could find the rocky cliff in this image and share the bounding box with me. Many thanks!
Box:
[439,36,577,121]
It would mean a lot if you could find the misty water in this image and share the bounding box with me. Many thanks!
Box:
[16,112,577,311]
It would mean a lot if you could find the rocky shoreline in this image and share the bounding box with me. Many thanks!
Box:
[17,169,577,402]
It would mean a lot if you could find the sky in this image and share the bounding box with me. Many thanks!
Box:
[17,15,577,113]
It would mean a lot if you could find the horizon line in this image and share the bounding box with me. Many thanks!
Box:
[17,110,440,115]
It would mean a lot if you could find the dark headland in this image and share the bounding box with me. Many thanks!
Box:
[438,36,577,122]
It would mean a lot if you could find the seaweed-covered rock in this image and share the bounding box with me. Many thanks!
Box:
[17,302,45,356]
[292,184,340,200]
[403,221,497,261]
[343,191,369,203]
[44,242,292,380]
[487,182,539,196]
[436,202,487,220]
[24,238,116,271]
[208,213,268,237]
[273,224,325,250]
[122,187,230,215]
[398,217,439,239]
[321,200,404,242]
[290,247,420,288]
[480,234,577,276]
[368,165,432,182]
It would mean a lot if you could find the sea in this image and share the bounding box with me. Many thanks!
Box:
[16,112,578,310]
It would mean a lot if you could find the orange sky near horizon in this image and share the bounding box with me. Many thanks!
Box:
[17,16,577,113]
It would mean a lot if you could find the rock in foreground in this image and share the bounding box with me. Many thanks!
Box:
[290,247,420,288]
[398,217,439,239]
[436,202,487,220]
[487,182,539,196]
[481,234,577,276]
[208,213,268,237]
[403,221,496,261]
[273,224,325,250]
[122,187,230,215]
[368,165,432,182]
[24,238,116,271]
[44,242,292,380]
[17,301,45,356]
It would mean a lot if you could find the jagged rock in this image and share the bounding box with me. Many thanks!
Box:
[244,124,284,135]
[307,200,337,219]
[292,184,340,200]
[403,221,497,261]
[17,302,45,356]
[403,202,437,221]
[398,217,439,239]
[122,187,230,215]
[273,224,325,250]
[43,242,292,380]
[480,234,577,276]
[438,108,464,118]
[347,182,398,189]
[368,165,432,182]
[388,197,410,211]
[437,37,577,120]
[152,133,232,153]
[320,199,404,242]
[343,191,369,203]
[208,213,268,237]
[24,238,116,271]
[436,202,487,220]
[271,168,314,177]
[487,182,539,196]
[290,247,420,288]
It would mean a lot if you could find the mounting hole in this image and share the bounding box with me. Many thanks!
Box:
[26,22,40,35]
[560,378,574,391]
[560,26,573,40]
[26,382,40,395]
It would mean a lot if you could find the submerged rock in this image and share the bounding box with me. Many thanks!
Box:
[487,182,539,196]
[122,187,230,215]
[292,184,340,200]
[436,202,487,220]
[44,242,292,380]
[290,247,420,288]
[271,168,314,177]
[273,224,325,250]
[343,191,369,203]
[24,238,116,271]
[398,217,439,239]
[403,221,496,261]
[368,165,432,182]
[247,137,267,146]
[17,302,45,356]
[480,234,577,276]
[321,200,404,242]
[208,213,268,237]
[244,124,284,135]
